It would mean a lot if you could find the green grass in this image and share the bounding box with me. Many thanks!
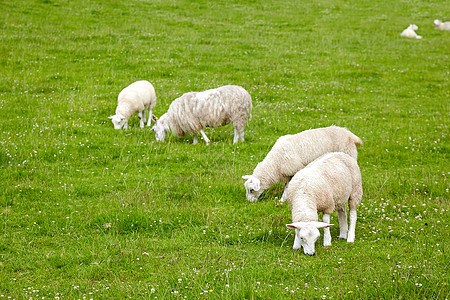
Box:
[1,0,449,298]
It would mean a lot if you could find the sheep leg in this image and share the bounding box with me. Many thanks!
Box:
[124,120,129,130]
[138,111,145,128]
[233,128,239,144]
[199,129,210,145]
[347,208,357,243]
[337,206,348,239]
[193,134,198,145]
[322,213,332,246]
[280,181,289,202]
[239,130,245,142]
[146,108,152,127]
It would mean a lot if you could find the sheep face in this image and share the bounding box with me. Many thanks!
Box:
[242,175,263,202]
[287,222,333,256]
[151,119,168,142]
[108,114,126,129]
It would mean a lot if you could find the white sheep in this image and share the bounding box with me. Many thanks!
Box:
[400,24,422,39]
[285,152,363,256]
[242,126,362,202]
[151,85,252,145]
[108,80,157,129]
[434,19,450,31]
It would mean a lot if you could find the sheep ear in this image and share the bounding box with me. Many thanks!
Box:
[242,175,252,180]
[108,115,114,119]
[286,222,308,229]
[313,222,334,229]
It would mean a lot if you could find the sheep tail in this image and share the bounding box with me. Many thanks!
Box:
[351,133,363,147]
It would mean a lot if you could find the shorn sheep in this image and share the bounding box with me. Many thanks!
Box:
[108,80,157,129]
[242,126,362,202]
[400,24,422,39]
[434,19,450,31]
[151,85,252,145]
[285,152,363,256]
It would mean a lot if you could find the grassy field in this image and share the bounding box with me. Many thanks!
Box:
[1,0,449,298]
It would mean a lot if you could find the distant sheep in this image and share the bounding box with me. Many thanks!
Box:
[286,152,363,256]
[242,126,362,202]
[151,85,252,145]
[434,19,450,31]
[109,80,157,129]
[400,24,422,39]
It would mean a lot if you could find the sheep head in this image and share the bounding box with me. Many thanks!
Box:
[242,175,263,202]
[151,114,168,142]
[286,221,333,256]
[108,114,126,129]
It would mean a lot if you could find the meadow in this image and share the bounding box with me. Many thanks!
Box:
[0,0,449,298]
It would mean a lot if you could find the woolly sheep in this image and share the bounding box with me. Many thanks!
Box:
[400,24,422,39]
[242,126,362,202]
[434,19,450,31]
[151,85,252,145]
[285,152,363,256]
[108,80,157,129]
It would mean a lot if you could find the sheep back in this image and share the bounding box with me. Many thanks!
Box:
[253,126,362,188]
[166,85,252,137]
[116,80,156,118]
[287,152,362,218]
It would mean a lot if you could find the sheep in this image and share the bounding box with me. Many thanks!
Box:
[151,85,252,145]
[400,24,422,39]
[108,80,157,129]
[242,126,362,202]
[285,152,363,256]
[434,19,450,31]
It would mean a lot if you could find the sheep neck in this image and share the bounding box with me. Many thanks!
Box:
[253,159,285,190]
[158,113,171,131]
[115,103,133,119]
[289,192,318,222]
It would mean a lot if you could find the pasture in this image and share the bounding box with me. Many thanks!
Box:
[0,0,449,298]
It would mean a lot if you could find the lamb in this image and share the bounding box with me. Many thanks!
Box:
[151,85,252,145]
[400,24,422,39]
[108,80,157,129]
[434,19,450,31]
[242,126,362,202]
[285,152,363,256]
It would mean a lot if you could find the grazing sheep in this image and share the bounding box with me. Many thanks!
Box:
[434,19,450,31]
[151,85,252,145]
[400,24,422,39]
[285,152,363,256]
[242,126,362,202]
[108,80,157,129]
